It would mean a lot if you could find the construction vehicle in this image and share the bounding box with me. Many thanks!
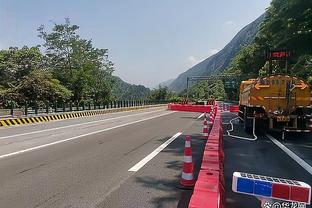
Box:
[238,75,312,137]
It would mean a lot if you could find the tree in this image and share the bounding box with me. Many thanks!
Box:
[149,86,177,101]
[38,18,114,101]
[188,80,226,100]
[15,69,72,103]
[0,47,72,105]
[0,46,42,89]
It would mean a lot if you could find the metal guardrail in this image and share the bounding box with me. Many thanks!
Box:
[0,100,168,118]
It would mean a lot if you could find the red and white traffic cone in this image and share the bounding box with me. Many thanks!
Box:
[180,136,195,187]
[210,112,214,125]
[203,119,209,137]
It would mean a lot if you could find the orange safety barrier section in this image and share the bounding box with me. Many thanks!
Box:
[168,104,212,113]
[189,105,226,208]
[229,105,239,112]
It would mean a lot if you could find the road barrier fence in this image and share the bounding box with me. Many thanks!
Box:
[0,100,168,119]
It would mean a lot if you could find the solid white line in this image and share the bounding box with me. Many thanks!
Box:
[197,113,205,119]
[128,132,182,172]
[266,134,312,175]
[0,111,175,160]
[0,109,166,140]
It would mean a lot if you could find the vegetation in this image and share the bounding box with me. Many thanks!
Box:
[188,80,226,100]
[149,86,181,102]
[111,76,150,100]
[0,19,153,107]
[225,0,312,87]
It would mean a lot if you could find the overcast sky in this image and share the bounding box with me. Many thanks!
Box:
[0,0,271,88]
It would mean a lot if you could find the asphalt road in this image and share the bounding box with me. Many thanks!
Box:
[0,106,206,208]
[222,111,312,208]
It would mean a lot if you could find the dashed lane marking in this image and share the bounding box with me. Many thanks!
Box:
[0,111,175,160]
[266,133,312,175]
[197,113,205,119]
[128,132,183,172]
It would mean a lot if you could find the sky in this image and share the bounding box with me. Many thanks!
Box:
[0,0,271,88]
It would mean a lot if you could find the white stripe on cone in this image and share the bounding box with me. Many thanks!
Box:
[185,141,191,147]
[182,172,194,180]
[184,155,192,163]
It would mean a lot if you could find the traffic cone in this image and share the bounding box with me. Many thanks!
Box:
[180,136,195,187]
[210,112,214,125]
[203,114,208,126]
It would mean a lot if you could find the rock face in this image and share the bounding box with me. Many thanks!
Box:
[168,13,265,92]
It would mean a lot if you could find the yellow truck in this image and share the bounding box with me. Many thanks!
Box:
[238,75,312,137]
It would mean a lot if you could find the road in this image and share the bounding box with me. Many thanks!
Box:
[222,111,312,208]
[1,105,311,208]
[0,106,206,208]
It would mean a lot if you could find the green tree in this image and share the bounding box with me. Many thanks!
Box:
[15,69,72,103]
[0,47,72,105]
[149,86,178,101]
[0,46,42,89]
[188,80,226,100]
[38,18,114,101]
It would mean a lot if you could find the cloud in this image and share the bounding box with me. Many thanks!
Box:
[225,20,234,25]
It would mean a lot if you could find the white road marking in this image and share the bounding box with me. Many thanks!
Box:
[0,111,175,160]
[197,113,205,119]
[226,117,257,141]
[266,134,312,175]
[128,132,183,172]
[0,109,166,140]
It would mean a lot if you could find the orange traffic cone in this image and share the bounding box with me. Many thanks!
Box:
[180,136,195,187]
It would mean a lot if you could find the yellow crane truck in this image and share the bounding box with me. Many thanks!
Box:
[238,75,312,138]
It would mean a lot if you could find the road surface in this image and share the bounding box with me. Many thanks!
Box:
[1,105,311,208]
[222,110,312,208]
[0,106,206,208]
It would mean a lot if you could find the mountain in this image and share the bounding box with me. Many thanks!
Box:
[168,13,266,92]
[159,79,174,88]
[111,76,151,100]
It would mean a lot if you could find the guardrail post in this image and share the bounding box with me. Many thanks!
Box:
[54,101,57,113]
[34,101,38,115]
[10,101,14,117]
[24,101,28,116]
[46,101,49,114]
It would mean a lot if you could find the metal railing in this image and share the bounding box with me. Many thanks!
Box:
[0,100,168,118]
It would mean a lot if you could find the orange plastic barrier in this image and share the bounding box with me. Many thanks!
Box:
[189,106,225,208]
[229,105,239,112]
[168,104,212,113]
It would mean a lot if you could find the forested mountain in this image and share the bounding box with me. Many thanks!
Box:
[111,76,150,100]
[226,0,312,86]
[167,14,265,92]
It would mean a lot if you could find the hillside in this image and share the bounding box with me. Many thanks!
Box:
[168,13,266,92]
[111,76,151,100]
